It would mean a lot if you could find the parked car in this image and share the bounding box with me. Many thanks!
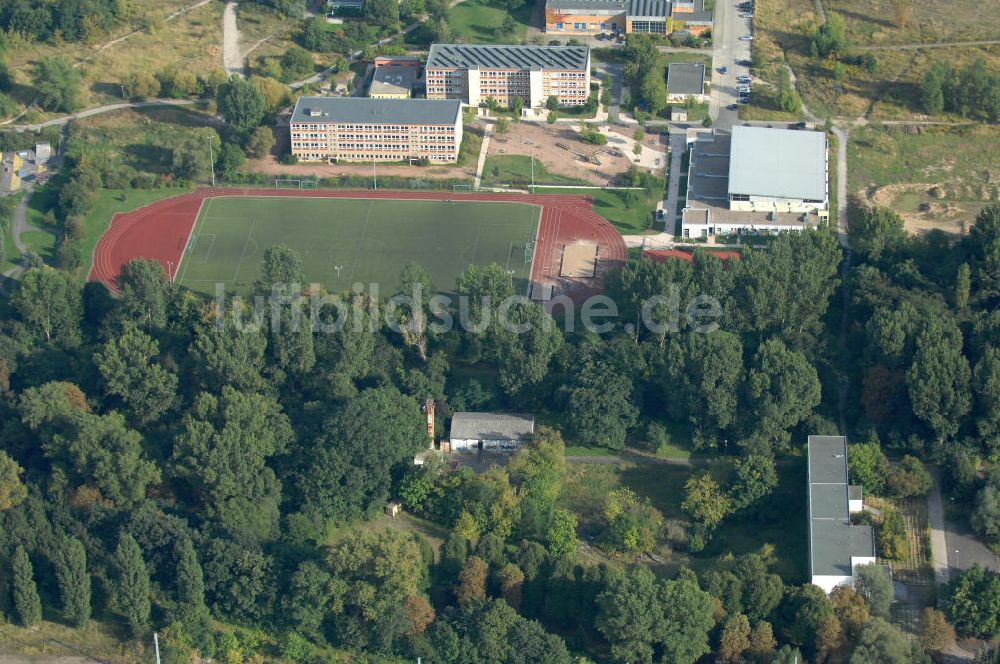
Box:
[737,59,752,66]
[727,103,738,110]
[719,66,728,74]
[740,12,753,17]
[791,121,808,129]
[739,34,754,40]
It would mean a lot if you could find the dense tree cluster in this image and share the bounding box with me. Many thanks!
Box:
[921,58,1000,122]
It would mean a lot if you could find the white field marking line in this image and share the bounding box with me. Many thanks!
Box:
[345,199,376,286]
[231,218,259,285]
[195,234,217,264]
[174,196,211,286]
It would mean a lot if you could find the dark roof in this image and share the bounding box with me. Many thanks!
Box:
[667,62,706,96]
[450,413,536,441]
[291,97,461,125]
[808,435,876,577]
[426,44,589,71]
[370,67,417,95]
[627,0,669,17]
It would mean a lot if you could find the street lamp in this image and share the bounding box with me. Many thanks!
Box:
[954,549,960,571]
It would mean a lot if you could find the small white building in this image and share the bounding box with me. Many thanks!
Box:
[449,412,535,452]
[34,143,52,165]
[808,435,877,594]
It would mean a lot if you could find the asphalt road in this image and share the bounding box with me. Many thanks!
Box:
[709,0,754,128]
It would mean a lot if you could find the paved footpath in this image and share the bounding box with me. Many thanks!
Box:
[927,465,951,584]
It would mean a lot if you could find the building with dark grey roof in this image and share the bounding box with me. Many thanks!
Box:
[289,97,463,163]
[450,412,536,452]
[666,62,706,101]
[544,0,711,36]
[808,435,877,593]
[425,45,591,109]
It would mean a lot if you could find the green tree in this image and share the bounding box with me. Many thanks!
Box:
[848,442,890,495]
[854,563,894,618]
[946,565,1000,637]
[499,563,525,610]
[659,571,717,664]
[124,71,160,99]
[217,142,245,180]
[812,12,847,57]
[12,545,42,627]
[494,300,564,395]
[968,205,1000,296]
[246,126,276,158]
[217,76,267,135]
[0,450,27,510]
[887,455,932,497]
[744,338,821,451]
[95,326,178,425]
[776,67,802,113]
[954,262,971,309]
[596,566,662,663]
[284,560,330,639]
[907,319,971,441]
[280,46,314,81]
[174,537,206,621]
[849,617,928,664]
[13,266,82,345]
[115,533,151,637]
[547,508,578,557]
[172,388,293,541]
[747,621,777,663]
[971,482,1000,543]
[566,343,638,449]
[878,506,907,560]
[921,61,948,114]
[682,473,731,528]
[850,206,906,262]
[116,258,171,329]
[249,75,292,113]
[781,583,834,649]
[665,331,744,445]
[364,0,399,27]
[54,537,91,627]
[729,453,779,511]
[639,70,668,115]
[546,95,560,111]
[255,243,306,295]
[33,56,81,111]
[919,607,956,654]
[495,115,510,136]
[191,316,268,392]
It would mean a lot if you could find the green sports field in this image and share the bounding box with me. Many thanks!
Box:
[175,196,541,295]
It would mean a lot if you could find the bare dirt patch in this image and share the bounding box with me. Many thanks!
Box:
[488,121,636,186]
[865,183,983,236]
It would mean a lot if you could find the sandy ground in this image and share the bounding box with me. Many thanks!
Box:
[487,121,640,186]
[867,183,980,236]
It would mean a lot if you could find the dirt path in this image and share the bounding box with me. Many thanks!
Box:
[223,2,244,77]
[857,39,1000,51]
[8,99,207,131]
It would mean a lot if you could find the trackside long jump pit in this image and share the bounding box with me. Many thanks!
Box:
[88,188,627,303]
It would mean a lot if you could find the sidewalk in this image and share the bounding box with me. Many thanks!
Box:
[473,121,493,189]
[927,465,951,585]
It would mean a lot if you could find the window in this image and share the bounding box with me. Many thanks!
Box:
[600,22,606,28]
[556,22,563,28]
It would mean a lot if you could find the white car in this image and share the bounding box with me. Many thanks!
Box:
[740,12,753,17]
[739,34,754,41]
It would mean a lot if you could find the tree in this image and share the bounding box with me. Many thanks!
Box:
[95,326,178,425]
[596,566,662,663]
[124,71,160,99]
[854,563,894,618]
[174,537,206,621]
[682,473,731,528]
[744,338,821,451]
[364,0,399,27]
[921,61,948,114]
[217,76,267,135]
[456,555,488,605]
[887,455,932,497]
[566,344,638,449]
[249,75,291,113]
[658,571,717,664]
[848,442,890,495]
[849,617,927,664]
[546,95,560,111]
[946,565,1000,637]
[968,205,1000,296]
[172,388,292,541]
[0,450,27,510]
[954,262,971,308]
[54,537,91,627]
[33,56,81,112]
[919,607,956,654]
[719,613,751,662]
[603,487,662,554]
[280,46,314,81]
[640,70,668,116]
[831,586,870,638]
[217,142,245,180]
[665,331,744,445]
[781,584,834,649]
[547,508,578,557]
[878,506,907,560]
[284,560,329,639]
[116,258,171,329]
[246,126,276,158]
[493,300,563,395]
[12,545,42,627]
[495,116,510,137]
[499,563,525,610]
[729,453,778,511]
[116,533,151,637]
[907,319,971,441]
[812,12,847,57]
[747,621,777,663]
[13,266,82,345]
[776,67,802,113]
[971,483,1000,542]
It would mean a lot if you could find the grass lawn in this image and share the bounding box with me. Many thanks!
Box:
[542,186,663,235]
[0,620,127,660]
[176,196,541,296]
[4,0,224,117]
[457,121,485,169]
[564,446,617,456]
[81,188,194,275]
[447,0,532,44]
[558,458,809,583]
[481,155,590,187]
[1,192,24,273]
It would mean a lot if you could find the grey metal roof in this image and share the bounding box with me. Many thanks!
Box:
[450,412,536,441]
[627,0,669,17]
[728,126,827,201]
[370,67,417,95]
[667,63,705,96]
[291,97,461,125]
[808,435,876,578]
[426,44,589,71]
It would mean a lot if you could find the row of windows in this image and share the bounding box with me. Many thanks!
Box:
[295,153,458,162]
[631,20,667,34]
[293,141,455,149]
[555,21,616,30]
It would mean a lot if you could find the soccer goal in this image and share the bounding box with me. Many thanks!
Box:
[299,179,318,189]
[452,184,473,194]
[275,179,301,189]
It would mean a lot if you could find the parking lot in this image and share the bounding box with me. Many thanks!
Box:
[710,0,755,129]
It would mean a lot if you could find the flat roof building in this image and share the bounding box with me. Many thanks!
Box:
[369,67,417,99]
[666,62,706,102]
[289,97,463,163]
[545,0,711,35]
[681,127,829,239]
[450,412,536,452]
[425,44,591,109]
[808,435,876,593]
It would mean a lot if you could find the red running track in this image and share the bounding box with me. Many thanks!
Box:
[88,187,628,300]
